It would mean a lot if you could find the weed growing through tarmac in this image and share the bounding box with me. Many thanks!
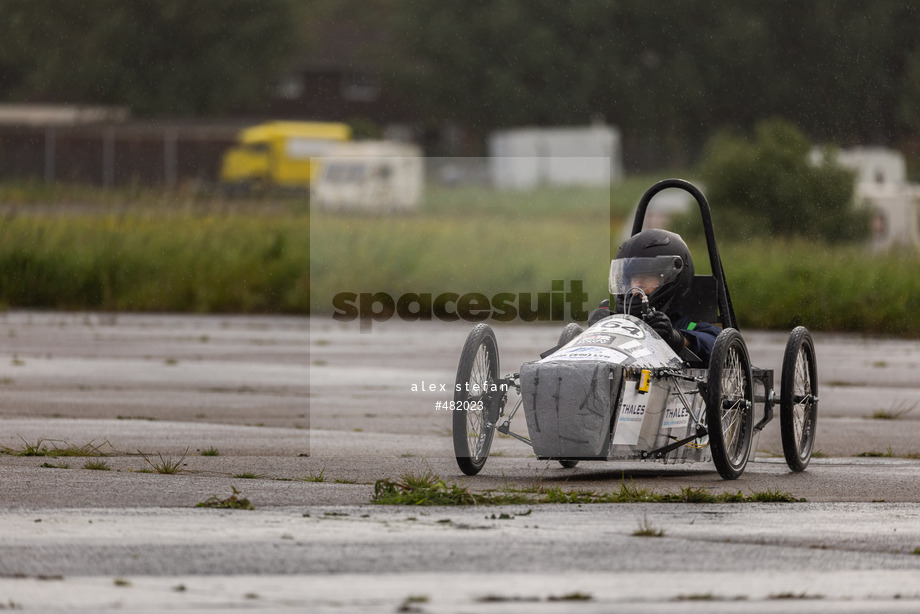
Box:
[371,473,806,505]
[398,595,429,612]
[856,446,895,458]
[747,488,805,502]
[138,447,189,474]
[769,592,824,600]
[2,437,113,457]
[232,472,265,479]
[674,593,717,601]
[633,513,665,537]
[870,400,917,420]
[476,595,540,603]
[547,592,593,602]
[373,472,479,505]
[304,467,326,482]
[83,459,111,471]
[476,592,593,603]
[40,461,70,469]
[200,446,220,456]
[197,486,255,510]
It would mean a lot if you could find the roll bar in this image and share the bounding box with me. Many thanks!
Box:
[629,178,738,330]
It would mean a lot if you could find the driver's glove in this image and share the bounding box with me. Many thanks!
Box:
[644,310,685,352]
[587,299,612,326]
[587,307,611,326]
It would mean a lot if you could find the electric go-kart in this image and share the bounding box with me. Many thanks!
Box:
[451,179,818,480]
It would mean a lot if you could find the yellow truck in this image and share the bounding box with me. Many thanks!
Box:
[219,121,351,194]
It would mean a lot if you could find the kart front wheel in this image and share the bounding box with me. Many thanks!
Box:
[706,328,755,480]
[780,327,818,472]
[452,323,501,476]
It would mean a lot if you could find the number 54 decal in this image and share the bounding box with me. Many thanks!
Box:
[596,317,645,340]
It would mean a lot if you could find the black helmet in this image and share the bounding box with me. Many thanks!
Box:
[609,229,694,314]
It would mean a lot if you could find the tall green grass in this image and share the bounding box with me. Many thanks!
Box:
[0,211,309,313]
[310,212,611,312]
[311,215,920,336]
[1,179,919,336]
[723,240,920,335]
[422,173,680,224]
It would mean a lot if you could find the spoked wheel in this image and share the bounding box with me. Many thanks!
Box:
[780,327,818,472]
[706,328,755,480]
[553,323,583,469]
[452,323,501,476]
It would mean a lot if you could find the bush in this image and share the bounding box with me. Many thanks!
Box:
[696,118,868,242]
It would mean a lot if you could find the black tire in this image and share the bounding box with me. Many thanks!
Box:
[554,324,584,469]
[452,323,500,476]
[780,327,818,472]
[556,323,584,347]
[706,328,755,480]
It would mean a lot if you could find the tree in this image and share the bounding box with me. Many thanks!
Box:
[699,118,866,242]
[0,0,300,115]
[381,1,920,166]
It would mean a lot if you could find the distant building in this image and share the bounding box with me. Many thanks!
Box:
[815,146,920,249]
[488,125,622,190]
[835,146,907,185]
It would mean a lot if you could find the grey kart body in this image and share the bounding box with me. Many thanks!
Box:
[451,180,818,480]
[520,315,712,464]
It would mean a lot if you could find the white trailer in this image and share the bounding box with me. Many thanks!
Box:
[312,142,423,213]
[488,124,622,190]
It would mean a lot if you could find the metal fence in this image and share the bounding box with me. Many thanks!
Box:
[0,123,242,188]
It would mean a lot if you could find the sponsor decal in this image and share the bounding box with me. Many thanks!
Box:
[612,386,647,445]
[618,339,653,360]
[548,346,628,364]
[576,333,615,347]
[662,397,691,430]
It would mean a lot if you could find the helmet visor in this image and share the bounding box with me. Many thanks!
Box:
[608,255,685,298]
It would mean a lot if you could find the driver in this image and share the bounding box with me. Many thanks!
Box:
[588,229,719,363]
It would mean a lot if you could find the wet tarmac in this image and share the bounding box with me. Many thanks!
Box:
[1,312,919,612]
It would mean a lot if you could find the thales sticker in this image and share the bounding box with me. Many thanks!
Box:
[662,400,690,429]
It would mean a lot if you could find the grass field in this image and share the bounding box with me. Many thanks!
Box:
[1,178,918,335]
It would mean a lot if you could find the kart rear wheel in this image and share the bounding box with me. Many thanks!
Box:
[780,327,818,472]
[706,328,755,480]
[452,323,501,476]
